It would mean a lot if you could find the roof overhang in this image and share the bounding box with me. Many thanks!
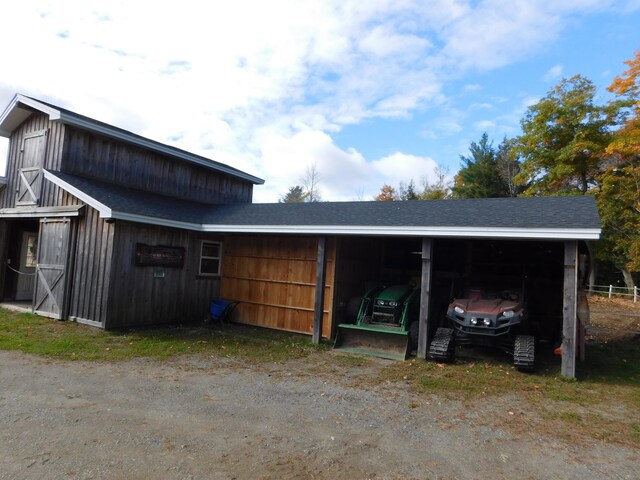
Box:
[199,224,601,240]
[1,94,264,185]
[44,170,601,240]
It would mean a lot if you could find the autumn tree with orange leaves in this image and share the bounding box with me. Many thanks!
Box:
[595,50,640,288]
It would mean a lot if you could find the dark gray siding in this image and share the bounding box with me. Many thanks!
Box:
[67,205,114,326]
[0,220,8,298]
[106,221,221,328]
[61,127,253,205]
[0,112,66,209]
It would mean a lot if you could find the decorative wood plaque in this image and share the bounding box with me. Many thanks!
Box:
[135,243,185,268]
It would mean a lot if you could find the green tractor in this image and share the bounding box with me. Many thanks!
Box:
[334,283,420,360]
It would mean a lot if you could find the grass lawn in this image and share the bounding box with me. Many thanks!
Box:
[0,308,327,363]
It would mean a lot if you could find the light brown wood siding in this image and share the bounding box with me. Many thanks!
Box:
[220,235,336,338]
[61,127,254,204]
[67,206,114,326]
[106,221,221,328]
[0,112,66,209]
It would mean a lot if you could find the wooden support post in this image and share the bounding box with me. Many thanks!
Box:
[0,220,8,301]
[312,236,327,344]
[562,241,578,378]
[417,238,433,360]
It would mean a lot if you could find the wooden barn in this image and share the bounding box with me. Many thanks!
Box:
[0,95,601,377]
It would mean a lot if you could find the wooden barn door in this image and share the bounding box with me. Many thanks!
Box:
[16,130,48,206]
[34,218,71,319]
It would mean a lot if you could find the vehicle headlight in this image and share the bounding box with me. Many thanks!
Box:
[483,318,491,326]
[454,306,465,314]
[470,317,478,325]
[389,301,397,307]
[377,300,385,306]
[502,310,515,318]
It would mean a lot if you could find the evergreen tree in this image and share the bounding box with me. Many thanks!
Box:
[453,133,510,198]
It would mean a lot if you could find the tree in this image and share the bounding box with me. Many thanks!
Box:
[279,185,307,203]
[453,133,511,198]
[595,164,640,288]
[514,75,625,195]
[420,167,452,199]
[595,50,640,288]
[301,163,322,202]
[607,49,640,159]
[495,137,522,197]
[377,167,452,202]
[398,180,419,200]
[375,184,397,201]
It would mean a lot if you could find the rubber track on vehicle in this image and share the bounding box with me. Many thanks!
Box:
[513,335,535,371]
[428,328,455,362]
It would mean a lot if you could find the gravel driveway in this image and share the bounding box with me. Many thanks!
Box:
[0,350,638,480]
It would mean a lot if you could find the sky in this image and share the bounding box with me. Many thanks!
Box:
[0,0,638,202]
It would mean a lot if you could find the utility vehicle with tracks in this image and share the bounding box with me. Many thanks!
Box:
[429,289,536,371]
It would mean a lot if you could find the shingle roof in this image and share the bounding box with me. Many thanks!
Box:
[201,196,601,230]
[45,171,601,240]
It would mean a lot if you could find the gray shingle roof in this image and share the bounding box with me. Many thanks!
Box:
[45,171,601,239]
[201,196,601,229]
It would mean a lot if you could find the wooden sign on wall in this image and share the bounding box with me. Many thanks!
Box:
[134,243,185,268]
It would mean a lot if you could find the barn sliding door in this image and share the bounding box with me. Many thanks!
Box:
[34,218,71,319]
[16,130,47,206]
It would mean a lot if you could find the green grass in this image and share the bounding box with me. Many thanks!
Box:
[0,308,327,362]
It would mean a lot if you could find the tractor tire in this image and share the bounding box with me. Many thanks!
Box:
[428,328,455,363]
[344,296,361,324]
[409,321,419,351]
[513,334,535,372]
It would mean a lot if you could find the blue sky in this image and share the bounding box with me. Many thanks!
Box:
[0,1,638,202]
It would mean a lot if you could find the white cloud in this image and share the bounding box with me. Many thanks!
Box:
[470,102,494,110]
[252,129,440,202]
[544,64,564,81]
[474,120,497,130]
[0,0,636,199]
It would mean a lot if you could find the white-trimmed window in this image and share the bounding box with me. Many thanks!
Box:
[199,241,222,276]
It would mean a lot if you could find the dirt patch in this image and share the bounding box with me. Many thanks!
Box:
[588,294,640,342]
[0,349,638,480]
[0,296,638,479]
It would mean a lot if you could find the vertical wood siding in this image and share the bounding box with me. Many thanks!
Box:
[0,220,8,298]
[220,235,336,338]
[0,113,66,209]
[61,127,253,205]
[106,221,221,328]
[67,206,114,326]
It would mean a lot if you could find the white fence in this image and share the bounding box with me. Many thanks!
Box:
[587,284,638,303]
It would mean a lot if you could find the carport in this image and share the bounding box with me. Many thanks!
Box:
[208,196,600,378]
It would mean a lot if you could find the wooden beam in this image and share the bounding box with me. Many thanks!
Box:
[417,238,433,359]
[312,236,327,344]
[562,240,578,378]
[0,220,8,300]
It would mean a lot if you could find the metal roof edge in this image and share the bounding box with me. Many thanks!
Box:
[43,170,113,218]
[199,224,601,240]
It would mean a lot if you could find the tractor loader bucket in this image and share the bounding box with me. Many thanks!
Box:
[333,324,411,361]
